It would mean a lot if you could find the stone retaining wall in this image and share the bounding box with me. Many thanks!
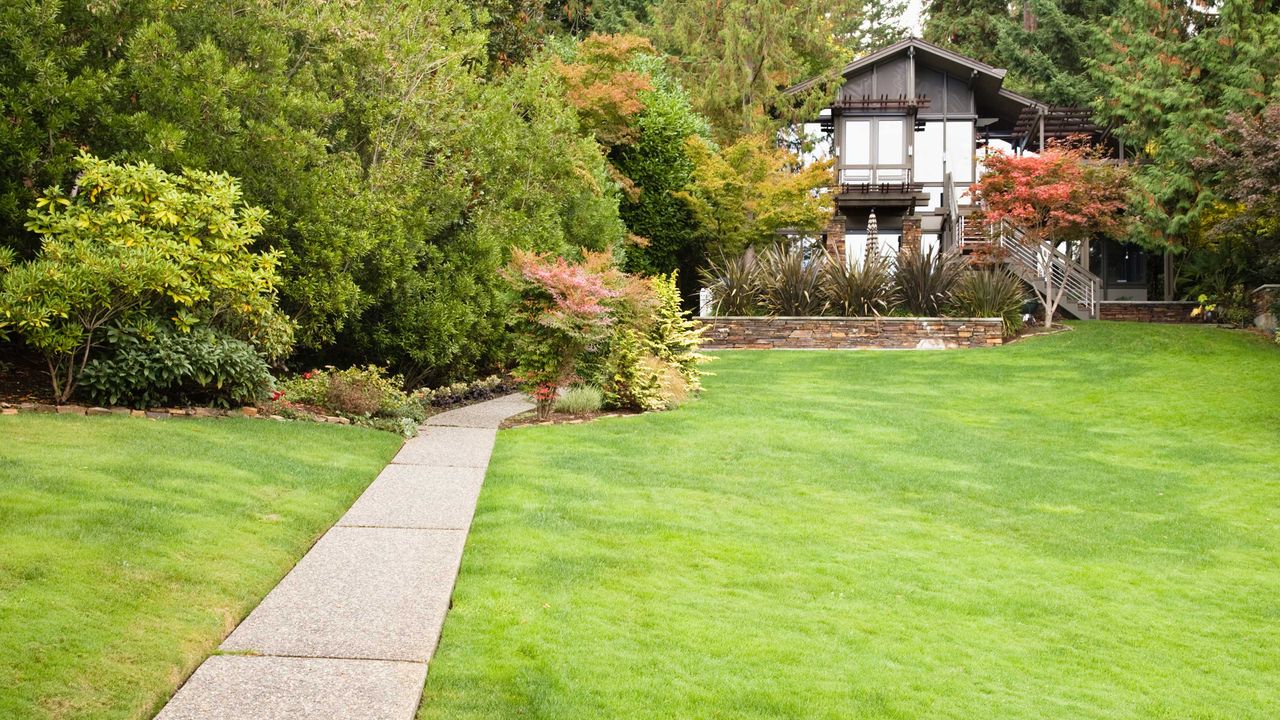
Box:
[699,316,1005,350]
[1097,301,1199,323]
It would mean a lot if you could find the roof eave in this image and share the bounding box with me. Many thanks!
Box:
[784,37,1015,98]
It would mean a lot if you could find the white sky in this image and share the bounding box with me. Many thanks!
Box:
[902,0,925,35]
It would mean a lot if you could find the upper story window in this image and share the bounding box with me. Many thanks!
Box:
[913,121,975,184]
[842,117,908,184]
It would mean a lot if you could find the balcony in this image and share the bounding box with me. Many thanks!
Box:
[835,167,926,207]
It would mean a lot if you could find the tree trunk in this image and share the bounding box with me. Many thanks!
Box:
[1041,248,1055,329]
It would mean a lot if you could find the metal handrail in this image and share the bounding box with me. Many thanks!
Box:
[995,221,1101,318]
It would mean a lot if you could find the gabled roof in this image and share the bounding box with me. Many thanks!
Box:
[783,37,1046,127]
[786,37,1011,95]
[790,37,1043,100]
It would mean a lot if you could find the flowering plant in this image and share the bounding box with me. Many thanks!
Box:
[505,250,627,418]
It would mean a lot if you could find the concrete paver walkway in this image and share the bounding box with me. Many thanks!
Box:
[156,394,531,720]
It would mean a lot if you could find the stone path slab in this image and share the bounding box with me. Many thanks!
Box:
[424,395,533,428]
[390,426,497,468]
[156,393,532,719]
[155,656,426,720]
[220,526,467,662]
[338,464,487,530]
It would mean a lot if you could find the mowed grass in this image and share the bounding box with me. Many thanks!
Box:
[0,415,402,720]
[421,323,1280,719]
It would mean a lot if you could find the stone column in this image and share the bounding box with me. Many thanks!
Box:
[825,215,846,262]
[901,216,922,256]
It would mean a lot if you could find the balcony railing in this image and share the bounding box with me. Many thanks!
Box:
[836,167,922,195]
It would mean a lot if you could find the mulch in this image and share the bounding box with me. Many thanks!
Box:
[0,344,55,405]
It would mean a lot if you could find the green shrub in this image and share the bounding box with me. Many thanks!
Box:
[821,254,895,316]
[351,415,419,438]
[953,268,1028,336]
[700,252,761,316]
[648,273,710,393]
[0,155,291,402]
[599,327,665,412]
[414,375,511,407]
[554,385,604,414]
[756,244,827,316]
[77,328,273,408]
[894,248,965,316]
[278,365,410,417]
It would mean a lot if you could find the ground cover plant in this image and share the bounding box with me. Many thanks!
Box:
[420,323,1280,719]
[0,415,401,720]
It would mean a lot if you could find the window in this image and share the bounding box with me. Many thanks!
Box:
[842,117,908,183]
[914,123,945,182]
[843,120,871,165]
[877,120,904,165]
[1106,243,1146,284]
[945,121,974,182]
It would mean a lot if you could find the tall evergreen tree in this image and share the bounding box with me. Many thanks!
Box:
[924,0,1118,106]
[1090,0,1280,256]
[648,0,905,141]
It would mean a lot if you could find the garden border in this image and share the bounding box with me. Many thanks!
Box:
[0,402,352,424]
[698,316,1005,350]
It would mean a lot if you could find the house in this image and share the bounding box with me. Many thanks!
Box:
[785,38,1154,318]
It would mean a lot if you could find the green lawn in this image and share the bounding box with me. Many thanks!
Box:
[0,415,401,720]
[421,323,1280,719]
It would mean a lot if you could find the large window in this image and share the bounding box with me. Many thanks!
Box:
[913,121,974,185]
[843,120,871,165]
[914,123,945,183]
[945,121,974,183]
[842,117,908,184]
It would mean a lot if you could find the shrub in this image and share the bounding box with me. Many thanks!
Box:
[77,328,273,408]
[651,358,691,409]
[554,385,604,414]
[700,252,761,316]
[648,273,710,393]
[352,415,420,438]
[953,268,1028,336]
[279,365,411,417]
[505,249,623,418]
[0,154,291,402]
[821,254,895,316]
[599,327,665,412]
[415,376,511,407]
[894,248,965,316]
[756,244,827,316]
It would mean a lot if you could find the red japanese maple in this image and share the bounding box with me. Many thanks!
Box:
[971,145,1131,327]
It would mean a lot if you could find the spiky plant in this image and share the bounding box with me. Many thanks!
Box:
[756,243,827,316]
[893,248,965,316]
[953,268,1029,336]
[821,254,896,316]
[700,252,762,316]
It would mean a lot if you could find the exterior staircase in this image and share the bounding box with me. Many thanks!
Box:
[957,216,1101,320]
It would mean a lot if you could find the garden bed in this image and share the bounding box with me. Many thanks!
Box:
[698,315,1006,350]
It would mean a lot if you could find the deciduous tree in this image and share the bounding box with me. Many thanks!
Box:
[971,146,1130,327]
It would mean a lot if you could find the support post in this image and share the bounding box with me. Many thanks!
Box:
[901,216,922,257]
[825,215,846,264]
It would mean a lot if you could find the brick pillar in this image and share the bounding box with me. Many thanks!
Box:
[825,215,846,262]
[901,216,921,256]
